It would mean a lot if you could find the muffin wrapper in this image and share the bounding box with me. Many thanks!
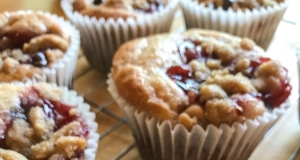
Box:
[107,75,289,160]
[2,11,80,86]
[61,0,178,74]
[180,0,289,50]
[6,81,100,160]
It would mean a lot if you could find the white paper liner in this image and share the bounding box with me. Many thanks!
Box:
[61,0,178,74]
[3,81,100,160]
[180,0,289,50]
[107,74,289,160]
[2,11,80,86]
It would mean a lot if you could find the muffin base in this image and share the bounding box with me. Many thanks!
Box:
[107,74,289,160]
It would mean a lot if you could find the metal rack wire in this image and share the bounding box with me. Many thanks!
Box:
[72,12,298,160]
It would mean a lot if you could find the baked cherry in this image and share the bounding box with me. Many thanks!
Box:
[167,66,192,81]
[2,30,40,48]
[263,78,292,107]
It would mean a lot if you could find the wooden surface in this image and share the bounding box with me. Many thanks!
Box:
[1,0,300,159]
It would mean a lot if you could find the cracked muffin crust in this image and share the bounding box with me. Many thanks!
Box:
[72,0,169,19]
[112,29,291,130]
[0,83,89,160]
[195,0,285,11]
[0,13,70,82]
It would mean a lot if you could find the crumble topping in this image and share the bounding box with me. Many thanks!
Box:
[0,13,70,82]
[196,0,285,11]
[112,30,291,130]
[72,0,168,19]
[0,83,89,159]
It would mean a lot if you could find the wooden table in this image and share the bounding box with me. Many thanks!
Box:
[1,0,300,159]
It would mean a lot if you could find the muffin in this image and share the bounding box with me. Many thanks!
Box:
[0,82,99,160]
[0,11,80,86]
[107,29,291,160]
[180,0,289,50]
[61,0,178,74]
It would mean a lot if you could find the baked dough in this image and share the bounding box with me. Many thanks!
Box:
[112,29,291,129]
[72,0,168,20]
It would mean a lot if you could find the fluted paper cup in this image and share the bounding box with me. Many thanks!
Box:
[1,11,80,87]
[180,0,289,50]
[61,0,178,74]
[107,74,289,160]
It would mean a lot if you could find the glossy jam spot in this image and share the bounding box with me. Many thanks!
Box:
[178,40,211,64]
[263,79,292,107]
[167,66,192,82]
[18,87,88,135]
[31,52,47,67]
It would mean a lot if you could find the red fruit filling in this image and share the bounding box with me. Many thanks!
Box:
[166,40,291,108]
[178,40,211,64]
[1,30,41,48]
[0,87,89,151]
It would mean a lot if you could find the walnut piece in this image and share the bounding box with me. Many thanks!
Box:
[55,136,87,158]
[206,73,256,95]
[23,34,69,54]
[199,84,228,102]
[28,106,55,139]
[205,98,239,126]
[0,149,28,160]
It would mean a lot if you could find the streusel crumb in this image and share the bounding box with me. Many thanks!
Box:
[206,73,256,95]
[6,119,34,157]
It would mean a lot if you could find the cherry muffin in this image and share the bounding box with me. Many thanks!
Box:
[108,29,290,160]
[61,0,178,74]
[72,0,168,19]
[0,11,80,86]
[180,0,289,50]
[0,82,99,160]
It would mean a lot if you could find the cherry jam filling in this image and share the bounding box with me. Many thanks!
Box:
[0,87,89,150]
[166,40,291,108]
[19,87,88,133]
[178,39,212,64]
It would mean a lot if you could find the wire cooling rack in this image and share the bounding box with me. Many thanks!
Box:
[71,10,298,160]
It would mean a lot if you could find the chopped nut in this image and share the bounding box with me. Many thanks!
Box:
[0,149,28,160]
[6,119,34,157]
[240,38,255,51]
[201,40,214,55]
[23,34,69,54]
[206,59,221,70]
[205,98,239,126]
[234,58,250,72]
[206,73,256,95]
[45,49,64,66]
[256,60,284,80]
[184,104,205,124]
[178,113,197,131]
[199,84,227,102]
[28,106,55,139]
[55,136,87,158]
[0,57,19,74]
[214,44,236,64]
